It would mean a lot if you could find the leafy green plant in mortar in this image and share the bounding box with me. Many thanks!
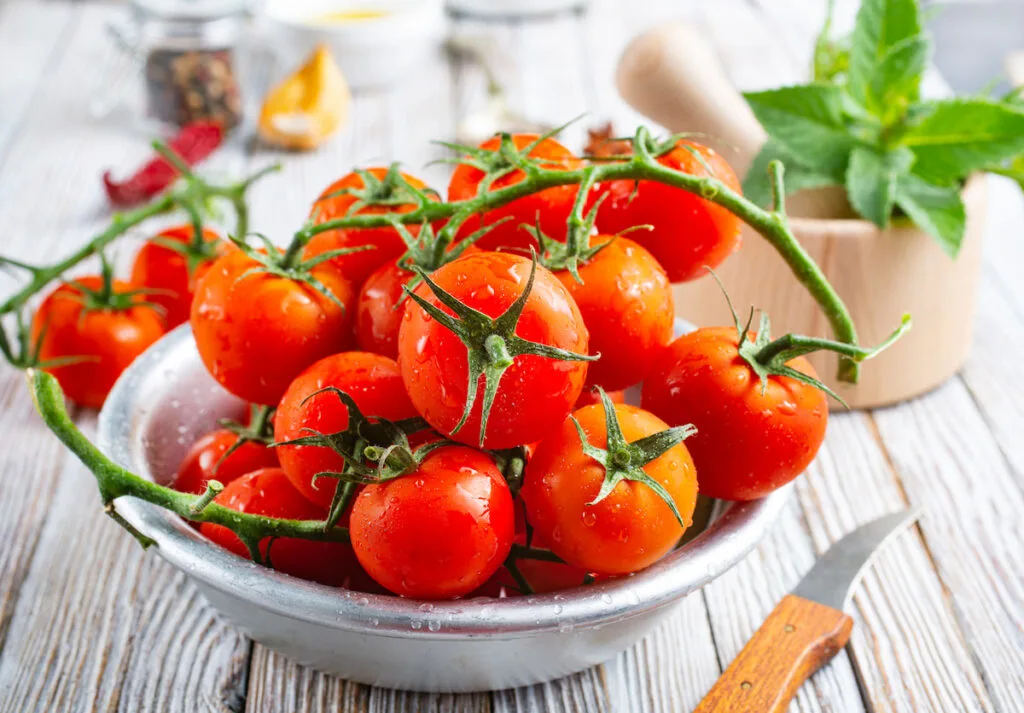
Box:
[744,0,1024,257]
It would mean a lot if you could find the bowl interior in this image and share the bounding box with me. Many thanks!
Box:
[99,325,791,638]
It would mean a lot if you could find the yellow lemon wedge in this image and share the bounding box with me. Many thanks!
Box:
[259,44,350,151]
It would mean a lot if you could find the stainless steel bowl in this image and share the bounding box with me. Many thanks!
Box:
[97,325,790,692]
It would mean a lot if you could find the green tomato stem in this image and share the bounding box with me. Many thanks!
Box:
[305,128,861,382]
[27,369,350,548]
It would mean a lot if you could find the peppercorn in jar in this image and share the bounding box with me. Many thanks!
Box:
[99,0,248,131]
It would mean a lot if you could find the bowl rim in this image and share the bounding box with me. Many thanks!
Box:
[98,326,791,640]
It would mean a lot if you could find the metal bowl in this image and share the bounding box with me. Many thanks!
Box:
[97,325,790,692]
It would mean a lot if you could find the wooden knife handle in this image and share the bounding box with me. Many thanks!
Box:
[694,594,854,713]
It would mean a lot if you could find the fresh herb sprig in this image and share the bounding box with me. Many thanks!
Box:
[744,0,1024,257]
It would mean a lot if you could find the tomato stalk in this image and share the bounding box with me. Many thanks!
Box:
[28,369,350,560]
[302,127,863,383]
[0,144,277,367]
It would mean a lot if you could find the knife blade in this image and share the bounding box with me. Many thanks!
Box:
[694,508,922,713]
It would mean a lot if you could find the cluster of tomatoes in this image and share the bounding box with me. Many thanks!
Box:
[32,133,830,601]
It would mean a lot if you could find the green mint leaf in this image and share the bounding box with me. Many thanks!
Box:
[900,99,1024,184]
[845,146,915,227]
[743,140,839,208]
[868,35,930,124]
[894,173,966,257]
[987,154,1024,192]
[744,85,857,176]
[848,0,921,106]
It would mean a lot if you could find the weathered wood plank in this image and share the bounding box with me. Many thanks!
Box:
[870,379,1024,713]
[0,5,253,711]
[798,413,995,713]
[0,1,75,165]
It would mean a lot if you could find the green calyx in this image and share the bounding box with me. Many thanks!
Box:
[231,230,371,310]
[572,387,695,527]
[319,163,440,215]
[70,252,166,316]
[150,227,223,282]
[270,386,431,528]
[521,189,615,284]
[710,270,912,405]
[214,403,276,475]
[403,254,598,446]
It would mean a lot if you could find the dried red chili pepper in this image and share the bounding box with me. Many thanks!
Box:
[103,121,223,207]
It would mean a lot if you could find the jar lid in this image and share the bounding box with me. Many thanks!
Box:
[130,0,249,21]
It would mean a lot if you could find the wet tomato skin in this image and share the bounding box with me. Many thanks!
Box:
[641,327,828,500]
[190,249,355,405]
[521,403,698,576]
[593,140,742,283]
[31,276,165,409]
[447,134,583,253]
[174,429,279,495]
[200,467,359,587]
[349,446,516,599]
[555,237,674,391]
[305,168,434,287]
[274,352,417,508]
[130,225,229,329]
[355,259,413,359]
[575,388,625,408]
[397,251,590,449]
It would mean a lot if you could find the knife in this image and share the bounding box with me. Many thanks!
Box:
[694,508,922,713]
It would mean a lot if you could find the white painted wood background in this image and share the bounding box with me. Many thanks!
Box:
[0,0,1022,711]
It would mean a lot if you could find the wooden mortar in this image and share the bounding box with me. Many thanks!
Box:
[617,23,987,409]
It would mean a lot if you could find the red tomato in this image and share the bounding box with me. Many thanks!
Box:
[593,140,742,283]
[512,502,590,594]
[191,249,355,405]
[641,327,828,500]
[31,276,165,409]
[354,259,412,359]
[130,225,229,329]
[200,467,358,587]
[274,352,417,508]
[398,252,590,449]
[304,168,434,287]
[174,429,279,495]
[521,402,698,575]
[447,134,583,253]
[576,388,625,408]
[349,445,515,599]
[555,237,674,390]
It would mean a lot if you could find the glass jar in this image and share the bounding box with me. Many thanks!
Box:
[95,0,249,132]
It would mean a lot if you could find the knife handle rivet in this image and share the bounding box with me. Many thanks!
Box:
[740,681,752,690]
[784,624,796,633]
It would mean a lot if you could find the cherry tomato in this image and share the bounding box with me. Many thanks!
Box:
[191,249,355,405]
[130,224,229,329]
[593,140,742,283]
[349,445,515,599]
[512,503,590,594]
[354,259,413,359]
[398,252,590,449]
[275,351,417,508]
[447,134,583,253]
[641,327,828,500]
[31,276,165,409]
[174,429,279,495]
[200,467,358,587]
[555,237,674,390]
[521,403,698,575]
[304,168,434,287]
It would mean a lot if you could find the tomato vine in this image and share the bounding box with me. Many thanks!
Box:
[1,123,895,556]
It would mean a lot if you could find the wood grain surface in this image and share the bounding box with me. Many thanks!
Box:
[0,1,1022,712]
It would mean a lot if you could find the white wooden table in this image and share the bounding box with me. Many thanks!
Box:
[1,1,1023,711]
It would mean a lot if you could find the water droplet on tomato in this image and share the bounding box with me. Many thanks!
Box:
[581,511,597,527]
[777,400,797,416]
